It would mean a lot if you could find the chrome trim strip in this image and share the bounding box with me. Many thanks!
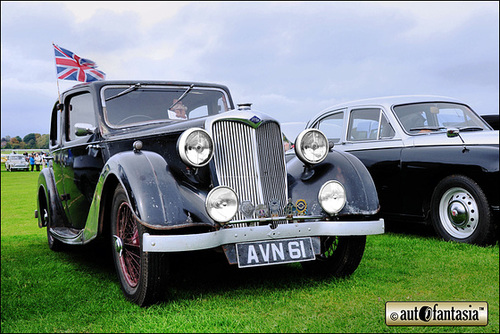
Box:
[143,218,385,252]
[229,215,324,224]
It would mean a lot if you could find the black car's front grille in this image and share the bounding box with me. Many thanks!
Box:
[212,120,287,225]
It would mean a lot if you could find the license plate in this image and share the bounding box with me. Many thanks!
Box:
[236,237,315,268]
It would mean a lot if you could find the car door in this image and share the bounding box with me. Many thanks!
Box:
[58,91,104,229]
[315,107,404,215]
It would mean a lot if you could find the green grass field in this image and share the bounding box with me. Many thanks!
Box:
[1,165,498,333]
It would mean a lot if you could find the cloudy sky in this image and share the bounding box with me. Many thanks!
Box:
[1,1,498,140]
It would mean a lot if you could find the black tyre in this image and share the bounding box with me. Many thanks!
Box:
[430,175,494,245]
[38,192,64,252]
[110,184,168,306]
[47,223,64,251]
[302,235,366,277]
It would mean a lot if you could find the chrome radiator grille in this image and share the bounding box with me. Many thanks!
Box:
[212,120,288,224]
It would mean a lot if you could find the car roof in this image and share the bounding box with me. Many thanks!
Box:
[64,80,231,92]
[309,95,466,125]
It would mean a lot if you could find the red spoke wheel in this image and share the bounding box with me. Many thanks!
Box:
[110,184,168,306]
[116,201,141,288]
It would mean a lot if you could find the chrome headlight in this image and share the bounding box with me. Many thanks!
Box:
[318,180,346,215]
[295,129,328,165]
[206,186,239,223]
[177,128,214,167]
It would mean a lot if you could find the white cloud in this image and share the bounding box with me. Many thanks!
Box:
[61,1,190,28]
[1,1,498,137]
[377,1,498,38]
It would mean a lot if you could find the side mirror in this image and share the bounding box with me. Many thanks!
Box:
[74,123,96,136]
[447,128,459,138]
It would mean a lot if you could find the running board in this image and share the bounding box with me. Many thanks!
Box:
[49,227,86,245]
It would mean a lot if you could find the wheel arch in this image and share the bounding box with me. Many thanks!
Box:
[421,164,497,221]
[287,149,380,217]
[401,145,499,221]
[429,173,496,244]
[36,168,67,228]
[88,150,213,243]
[97,172,119,239]
[37,183,49,228]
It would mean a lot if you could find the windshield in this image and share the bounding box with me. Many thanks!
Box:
[9,156,24,161]
[101,85,230,128]
[393,102,489,134]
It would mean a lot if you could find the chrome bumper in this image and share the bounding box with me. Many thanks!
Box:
[143,218,384,252]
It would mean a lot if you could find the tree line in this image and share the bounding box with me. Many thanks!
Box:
[1,133,49,150]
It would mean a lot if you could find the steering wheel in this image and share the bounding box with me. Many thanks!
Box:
[117,115,153,126]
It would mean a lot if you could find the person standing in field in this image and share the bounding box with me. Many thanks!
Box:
[35,153,41,171]
[41,153,47,169]
[29,154,35,171]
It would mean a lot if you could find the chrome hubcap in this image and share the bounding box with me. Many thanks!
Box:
[439,188,479,239]
[41,209,49,226]
[113,235,123,257]
[448,200,468,228]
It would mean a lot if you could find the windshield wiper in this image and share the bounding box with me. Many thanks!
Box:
[409,126,446,132]
[457,126,483,132]
[168,84,194,110]
[105,83,141,102]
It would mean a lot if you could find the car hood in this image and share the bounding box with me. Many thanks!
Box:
[410,129,499,147]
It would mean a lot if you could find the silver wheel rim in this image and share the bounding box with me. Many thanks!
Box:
[438,187,479,239]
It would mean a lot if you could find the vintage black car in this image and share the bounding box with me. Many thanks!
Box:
[36,80,384,306]
[305,95,499,245]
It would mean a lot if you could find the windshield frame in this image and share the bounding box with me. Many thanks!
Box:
[100,84,231,129]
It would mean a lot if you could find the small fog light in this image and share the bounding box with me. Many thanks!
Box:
[318,180,346,214]
[206,186,239,223]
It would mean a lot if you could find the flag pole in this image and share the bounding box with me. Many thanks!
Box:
[52,42,62,105]
[56,78,61,105]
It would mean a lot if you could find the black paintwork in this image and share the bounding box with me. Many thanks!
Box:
[350,144,499,221]
[481,114,499,130]
[37,80,380,243]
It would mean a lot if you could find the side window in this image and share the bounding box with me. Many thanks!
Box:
[348,108,395,141]
[65,93,94,141]
[50,102,61,146]
[317,111,344,143]
[349,109,380,141]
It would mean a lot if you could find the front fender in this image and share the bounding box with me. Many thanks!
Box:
[83,150,215,241]
[287,150,380,216]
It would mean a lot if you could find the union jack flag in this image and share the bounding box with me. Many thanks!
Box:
[53,44,106,82]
